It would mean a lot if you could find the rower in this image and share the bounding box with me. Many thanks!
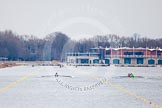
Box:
[128,73,134,78]
[55,73,58,77]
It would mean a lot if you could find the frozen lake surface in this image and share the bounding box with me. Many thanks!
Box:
[0,66,162,108]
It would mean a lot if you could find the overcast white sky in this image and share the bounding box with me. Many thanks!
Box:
[0,0,162,39]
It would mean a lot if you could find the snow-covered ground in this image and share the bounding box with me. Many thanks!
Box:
[0,66,162,108]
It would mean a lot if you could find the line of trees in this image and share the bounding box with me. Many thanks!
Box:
[0,30,162,61]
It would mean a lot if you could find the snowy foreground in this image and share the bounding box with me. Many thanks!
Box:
[0,66,162,108]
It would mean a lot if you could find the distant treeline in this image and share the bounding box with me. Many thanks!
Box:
[0,30,162,61]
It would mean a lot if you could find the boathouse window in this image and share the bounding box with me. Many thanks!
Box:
[157,51,161,57]
[137,58,144,64]
[105,59,110,64]
[135,52,144,55]
[106,51,111,55]
[75,53,78,56]
[80,59,89,64]
[124,52,144,55]
[113,59,120,64]
[158,60,162,65]
[93,59,99,64]
[124,52,133,55]
[124,58,131,64]
[148,59,155,64]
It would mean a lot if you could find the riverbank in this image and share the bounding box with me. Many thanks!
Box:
[0,60,63,69]
[0,62,19,68]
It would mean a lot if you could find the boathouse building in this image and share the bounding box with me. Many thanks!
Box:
[66,47,162,66]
